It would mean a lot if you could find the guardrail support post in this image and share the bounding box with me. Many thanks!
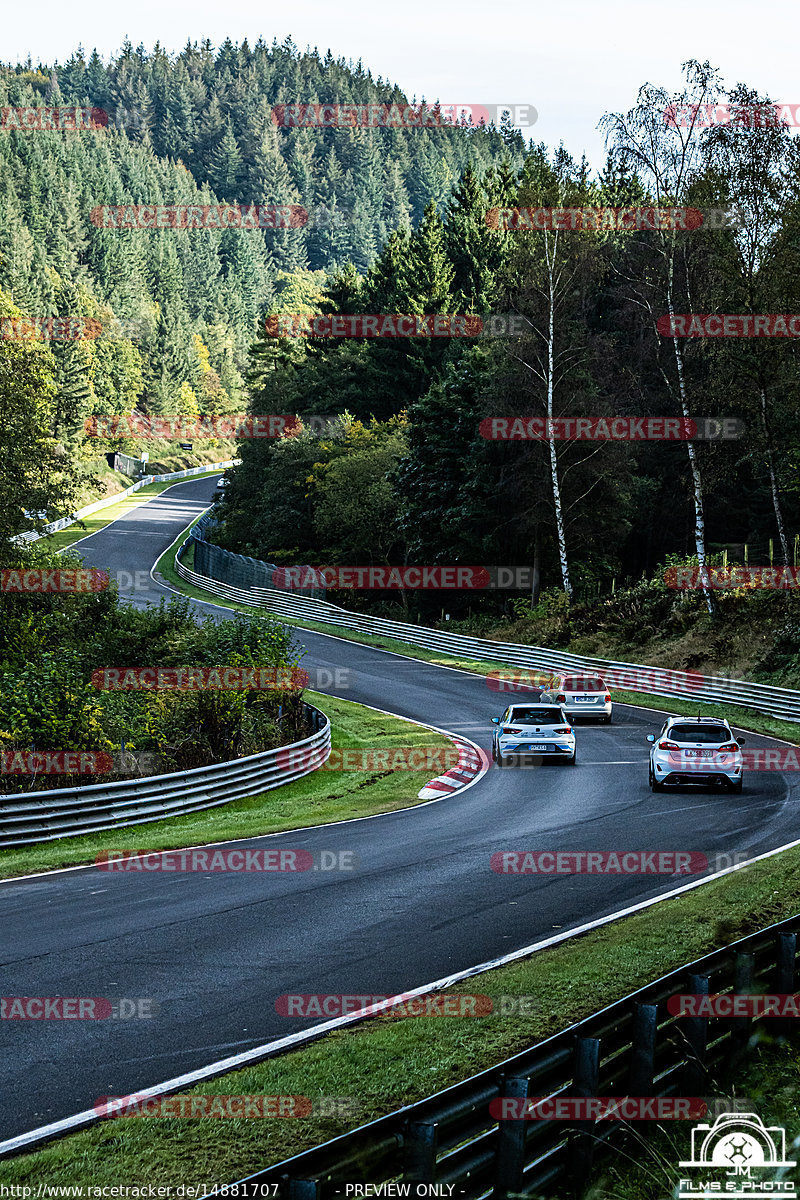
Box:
[493,1075,530,1198]
[287,1180,321,1200]
[682,974,709,1093]
[567,1037,600,1195]
[403,1121,438,1183]
[772,932,797,1037]
[731,952,755,1056]
[629,1003,658,1095]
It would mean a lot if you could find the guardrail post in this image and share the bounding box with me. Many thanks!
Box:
[731,952,755,1056]
[628,1003,658,1095]
[567,1037,600,1195]
[682,974,709,1094]
[287,1180,320,1200]
[403,1120,438,1183]
[771,932,797,1037]
[493,1075,530,1198]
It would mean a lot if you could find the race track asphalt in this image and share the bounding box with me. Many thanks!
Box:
[1,477,796,1141]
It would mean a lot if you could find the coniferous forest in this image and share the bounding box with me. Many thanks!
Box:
[3,46,800,617]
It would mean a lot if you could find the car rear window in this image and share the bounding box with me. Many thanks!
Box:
[509,708,564,725]
[668,724,730,744]
[561,676,605,692]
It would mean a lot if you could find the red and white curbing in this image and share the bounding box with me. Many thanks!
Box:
[418,738,490,799]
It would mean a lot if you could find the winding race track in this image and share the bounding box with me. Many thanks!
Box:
[1,477,797,1141]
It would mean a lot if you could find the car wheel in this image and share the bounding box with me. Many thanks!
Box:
[567,751,577,765]
[604,714,612,725]
[491,741,497,762]
[649,765,663,792]
[497,753,513,768]
[729,779,743,793]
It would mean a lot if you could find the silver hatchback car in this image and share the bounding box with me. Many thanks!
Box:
[647,716,744,792]
[540,673,613,724]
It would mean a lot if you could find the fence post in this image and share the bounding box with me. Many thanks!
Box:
[771,932,797,1037]
[731,952,755,1056]
[287,1180,320,1200]
[493,1075,530,1198]
[682,974,709,1094]
[629,1003,658,1095]
[403,1120,438,1182]
[567,1037,600,1195]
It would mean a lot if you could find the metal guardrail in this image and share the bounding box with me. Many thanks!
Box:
[174,550,800,724]
[0,705,330,847]
[16,460,237,545]
[222,915,800,1200]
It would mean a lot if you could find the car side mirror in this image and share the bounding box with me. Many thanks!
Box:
[646,734,655,743]
[737,737,745,746]
[491,717,500,724]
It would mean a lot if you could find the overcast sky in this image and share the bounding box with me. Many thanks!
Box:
[5,0,798,170]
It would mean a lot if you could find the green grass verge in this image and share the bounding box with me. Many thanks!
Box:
[154,527,800,747]
[5,838,800,1186]
[47,471,225,552]
[0,691,453,880]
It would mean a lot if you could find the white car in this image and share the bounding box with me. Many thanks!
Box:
[216,477,228,489]
[647,716,744,793]
[491,703,576,766]
[540,673,613,724]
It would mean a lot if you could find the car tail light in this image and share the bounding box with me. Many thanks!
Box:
[556,694,566,703]
[718,742,738,752]
[555,727,572,734]
[604,694,611,702]
[503,727,522,735]
[658,740,679,750]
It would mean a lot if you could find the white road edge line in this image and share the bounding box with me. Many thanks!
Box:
[4,836,800,1159]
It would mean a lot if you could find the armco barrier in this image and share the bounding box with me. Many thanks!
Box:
[174,550,800,723]
[216,917,800,1199]
[15,460,237,545]
[0,705,329,847]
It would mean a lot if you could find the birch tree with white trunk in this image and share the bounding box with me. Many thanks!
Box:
[601,60,723,614]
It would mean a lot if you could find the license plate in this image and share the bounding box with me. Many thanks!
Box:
[524,744,551,751]
[574,697,592,703]
[685,749,713,758]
